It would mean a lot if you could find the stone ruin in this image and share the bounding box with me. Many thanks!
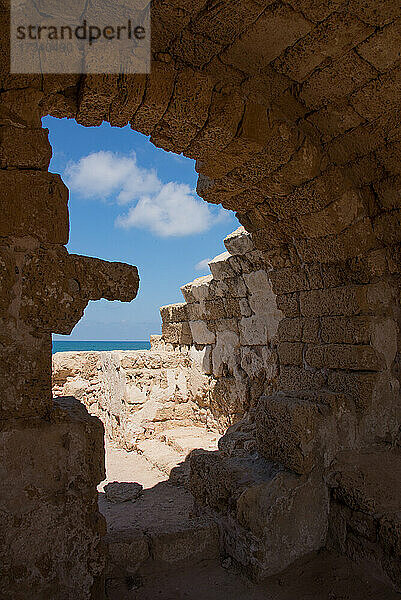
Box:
[1,0,401,597]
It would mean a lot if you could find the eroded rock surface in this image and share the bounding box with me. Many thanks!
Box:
[53,348,219,449]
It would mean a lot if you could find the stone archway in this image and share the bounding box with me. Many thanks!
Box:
[1,1,400,597]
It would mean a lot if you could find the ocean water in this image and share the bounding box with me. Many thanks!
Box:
[52,340,151,354]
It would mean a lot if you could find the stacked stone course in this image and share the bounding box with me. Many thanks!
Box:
[160,227,282,429]
[159,225,400,584]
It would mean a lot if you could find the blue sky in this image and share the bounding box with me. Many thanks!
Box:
[45,116,237,341]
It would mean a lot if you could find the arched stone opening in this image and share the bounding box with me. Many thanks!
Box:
[1,1,400,597]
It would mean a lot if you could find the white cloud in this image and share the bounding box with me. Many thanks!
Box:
[195,258,212,272]
[64,150,228,237]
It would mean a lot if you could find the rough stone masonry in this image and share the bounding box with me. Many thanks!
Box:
[1,0,401,597]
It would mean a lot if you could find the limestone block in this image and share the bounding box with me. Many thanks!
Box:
[181,275,212,304]
[151,68,213,152]
[300,283,395,317]
[276,292,300,317]
[20,248,139,335]
[320,316,374,344]
[269,266,310,295]
[212,330,240,377]
[149,335,164,350]
[186,90,244,157]
[224,226,254,256]
[305,343,383,371]
[236,471,328,579]
[162,322,192,345]
[0,397,106,600]
[256,391,356,474]
[243,269,271,295]
[374,210,401,246]
[0,88,44,126]
[160,302,188,324]
[209,275,247,298]
[278,341,304,366]
[189,320,215,345]
[277,317,303,342]
[0,170,69,244]
[240,347,264,378]
[239,298,252,317]
[208,251,234,279]
[294,219,378,263]
[223,297,242,319]
[239,315,268,346]
[0,126,52,169]
[186,302,204,320]
[189,451,328,581]
[0,328,52,419]
[256,393,324,473]
[278,365,326,392]
[300,51,376,111]
[273,12,373,82]
[130,62,175,135]
[204,297,226,320]
[220,2,311,74]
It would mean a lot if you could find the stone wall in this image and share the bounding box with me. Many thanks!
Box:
[160,226,400,584]
[0,397,106,600]
[160,227,282,429]
[52,347,218,450]
[0,74,139,598]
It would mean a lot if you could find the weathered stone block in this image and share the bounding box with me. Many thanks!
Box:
[305,343,383,371]
[239,315,268,346]
[208,251,234,279]
[295,219,378,263]
[223,297,242,319]
[320,316,373,344]
[278,365,326,392]
[0,398,106,600]
[300,283,394,317]
[277,317,303,342]
[181,275,212,304]
[224,226,254,256]
[278,341,304,366]
[204,297,226,320]
[212,330,240,377]
[189,451,328,580]
[276,292,300,317]
[162,321,193,345]
[269,266,309,295]
[19,248,139,335]
[189,320,215,345]
[0,126,52,169]
[0,170,69,244]
[160,302,188,324]
[273,12,373,82]
[0,328,52,419]
[256,391,356,474]
[221,2,311,73]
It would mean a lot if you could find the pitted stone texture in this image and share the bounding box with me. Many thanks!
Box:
[20,247,139,335]
[52,349,219,449]
[255,391,357,474]
[0,398,106,600]
[189,450,328,581]
[160,229,282,424]
[328,449,401,591]
[0,171,69,244]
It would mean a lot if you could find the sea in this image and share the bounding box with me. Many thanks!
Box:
[52,341,151,354]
